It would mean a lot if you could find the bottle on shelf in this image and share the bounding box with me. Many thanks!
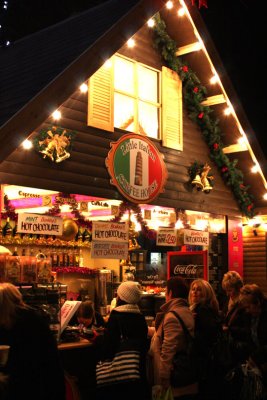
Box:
[12,246,19,256]
[3,218,13,243]
[68,248,74,267]
[21,248,27,257]
[58,249,64,267]
[79,249,84,268]
[63,250,69,267]
[74,247,79,267]
[52,248,58,268]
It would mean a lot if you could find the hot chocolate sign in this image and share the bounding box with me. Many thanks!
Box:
[106,134,168,203]
[167,251,208,280]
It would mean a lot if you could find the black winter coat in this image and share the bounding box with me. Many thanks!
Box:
[0,307,65,400]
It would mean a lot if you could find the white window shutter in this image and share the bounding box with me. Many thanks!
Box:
[88,59,114,132]
[162,66,183,150]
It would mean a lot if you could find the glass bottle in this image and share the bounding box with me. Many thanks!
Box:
[3,218,13,242]
[79,249,84,268]
[12,246,19,256]
[74,247,79,267]
[68,248,74,267]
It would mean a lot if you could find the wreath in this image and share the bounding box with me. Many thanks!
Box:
[34,125,76,163]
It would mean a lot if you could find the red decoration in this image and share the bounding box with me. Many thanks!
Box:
[247,204,253,211]
[198,112,204,119]
[181,65,189,73]
[193,87,199,93]
[213,143,219,150]
[192,0,208,8]
[221,167,228,173]
[240,184,245,190]
[52,267,97,275]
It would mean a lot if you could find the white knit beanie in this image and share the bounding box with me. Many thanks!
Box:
[117,281,142,304]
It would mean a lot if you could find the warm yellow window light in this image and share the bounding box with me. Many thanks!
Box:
[177,7,185,16]
[251,165,259,173]
[166,1,173,9]
[127,38,135,48]
[22,139,33,150]
[147,18,155,27]
[79,83,88,93]
[52,110,61,120]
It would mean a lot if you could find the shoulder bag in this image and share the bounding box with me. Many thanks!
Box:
[96,317,141,387]
[169,310,199,388]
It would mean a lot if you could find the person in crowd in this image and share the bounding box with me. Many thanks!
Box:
[239,284,267,384]
[0,282,65,400]
[188,279,222,399]
[96,281,149,400]
[76,300,105,330]
[222,271,243,316]
[149,276,198,400]
[221,270,251,364]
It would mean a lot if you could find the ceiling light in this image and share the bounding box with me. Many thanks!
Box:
[166,1,173,9]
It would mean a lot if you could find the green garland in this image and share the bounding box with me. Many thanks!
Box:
[153,14,255,218]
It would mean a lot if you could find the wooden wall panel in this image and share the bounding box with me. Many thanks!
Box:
[243,226,267,294]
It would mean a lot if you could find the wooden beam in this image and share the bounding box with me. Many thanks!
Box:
[201,94,226,106]
[223,143,248,154]
[175,42,202,56]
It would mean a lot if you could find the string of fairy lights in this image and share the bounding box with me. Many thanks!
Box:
[2,0,267,222]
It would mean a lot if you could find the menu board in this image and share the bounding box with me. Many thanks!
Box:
[167,251,208,281]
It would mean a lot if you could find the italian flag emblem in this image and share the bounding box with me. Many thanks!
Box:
[106,134,168,203]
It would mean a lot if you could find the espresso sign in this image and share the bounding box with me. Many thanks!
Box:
[183,229,209,246]
[167,251,208,280]
[156,228,177,246]
[92,221,128,243]
[17,213,63,236]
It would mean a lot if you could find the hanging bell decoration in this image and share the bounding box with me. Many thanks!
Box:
[200,163,214,194]
[191,173,203,191]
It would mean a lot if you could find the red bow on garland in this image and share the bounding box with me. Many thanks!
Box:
[192,0,208,8]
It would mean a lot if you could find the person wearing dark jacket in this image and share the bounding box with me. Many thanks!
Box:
[96,281,149,400]
[0,282,65,400]
[189,279,221,399]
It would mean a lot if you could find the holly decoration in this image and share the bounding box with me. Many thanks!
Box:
[153,14,255,218]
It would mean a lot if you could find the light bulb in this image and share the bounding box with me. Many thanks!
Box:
[104,59,112,68]
[166,1,173,9]
[52,110,61,120]
[147,18,155,27]
[251,165,259,173]
[224,107,232,116]
[210,75,218,84]
[177,7,185,16]
[79,83,88,93]
[127,38,135,48]
[22,139,33,150]
[263,193,267,200]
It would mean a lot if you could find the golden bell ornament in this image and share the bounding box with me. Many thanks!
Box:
[192,174,203,191]
[61,218,78,241]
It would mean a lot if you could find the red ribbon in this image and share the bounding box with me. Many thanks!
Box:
[192,0,208,8]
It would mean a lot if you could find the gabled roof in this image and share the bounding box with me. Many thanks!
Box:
[0,0,266,211]
[0,0,164,162]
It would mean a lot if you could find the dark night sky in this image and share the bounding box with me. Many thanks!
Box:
[1,0,266,157]
[200,0,267,157]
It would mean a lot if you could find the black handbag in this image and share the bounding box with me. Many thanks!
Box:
[169,311,199,388]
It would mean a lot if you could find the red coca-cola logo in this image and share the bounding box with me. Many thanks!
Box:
[173,264,197,275]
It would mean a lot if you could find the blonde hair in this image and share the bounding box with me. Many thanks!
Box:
[0,283,26,328]
[189,279,219,313]
[222,271,243,292]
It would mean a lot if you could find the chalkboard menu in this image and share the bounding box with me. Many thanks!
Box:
[167,251,208,281]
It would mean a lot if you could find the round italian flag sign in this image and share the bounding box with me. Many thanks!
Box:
[106,134,168,203]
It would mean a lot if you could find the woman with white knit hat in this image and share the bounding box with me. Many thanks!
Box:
[96,281,149,400]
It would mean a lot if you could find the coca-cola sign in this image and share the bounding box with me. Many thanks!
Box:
[173,264,198,276]
[167,251,208,280]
